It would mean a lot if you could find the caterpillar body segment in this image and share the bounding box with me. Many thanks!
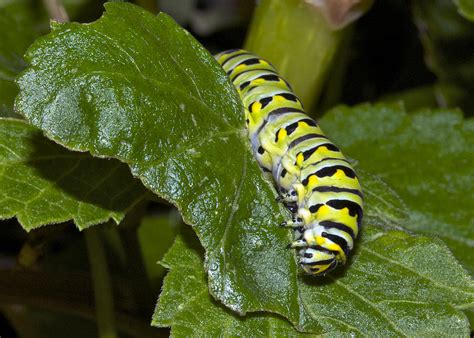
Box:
[215,49,363,276]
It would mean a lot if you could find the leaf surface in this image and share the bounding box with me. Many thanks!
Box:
[0,118,146,229]
[154,231,310,337]
[0,9,36,117]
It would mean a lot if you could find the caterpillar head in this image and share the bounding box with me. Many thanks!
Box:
[299,247,338,276]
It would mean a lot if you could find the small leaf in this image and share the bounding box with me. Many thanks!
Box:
[138,213,181,284]
[154,231,309,337]
[321,103,474,273]
[0,9,37,117]
[453,0,474,21]
[413,0,474,112]
[0,118,146,230]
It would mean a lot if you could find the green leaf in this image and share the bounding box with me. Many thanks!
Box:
[0,0,110,117]
[155,175,473,336]
[138,213,181,285]
[0,9,37,117]
[0,0,45,31]
[321,103,474,274]
[0,118,146,230]
[154,231,309,337]
[0,0,96,33]
[15,2,309,327]
[413,0,474,113]
[453,0,474,21]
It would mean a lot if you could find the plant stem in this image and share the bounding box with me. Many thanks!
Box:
[244,0,345,113]
[42,0,69,22]
[118,198,155,317]
[134,0,159,14]
[379,83,465,111]
[0,269,163,337]
[85,228,118,338]
[318,28,353,112]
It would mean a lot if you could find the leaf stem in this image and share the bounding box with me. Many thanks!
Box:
[42,0,69,22]
[118,198,155,317]
[244,0,345,113]
[318,28,353,112]
[85,227,118,338]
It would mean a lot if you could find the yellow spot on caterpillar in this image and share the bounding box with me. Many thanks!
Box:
[334,169,346,179]
[308,175,318,186]
[274,95,286,103]
[316,146,328,153]
[251,102,262,113]
[298,121,309,128]
[316,236,325,246]
[234,64,246,73]
[296,153,304,166]
[326,243,340,252]
[253,78,265,85]
[315,146,336,158]
[259,60,269,66]
[318,263,332,273]
[326,242,346,263]
[316,205,330,218]
[277,128,287,142]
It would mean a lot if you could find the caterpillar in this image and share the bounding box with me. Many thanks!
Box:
[215,49,363,276]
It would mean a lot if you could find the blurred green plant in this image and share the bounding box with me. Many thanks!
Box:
[413,0,474,114]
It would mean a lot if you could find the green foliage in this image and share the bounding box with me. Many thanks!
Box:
[15,2,307,325]
[1,1,472,336]
[138,214,181,285]
[413,0,474,113]
[321,103,474,274]
[154,232,309,337]
[244,0,343,110]
[0,0,95,118]
[0,119,146,229]
[0,9,36,117]
[453,0,474,21]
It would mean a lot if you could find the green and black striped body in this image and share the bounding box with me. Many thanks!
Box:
[215,49,363,276]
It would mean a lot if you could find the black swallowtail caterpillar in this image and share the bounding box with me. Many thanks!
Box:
[215,49,363,276]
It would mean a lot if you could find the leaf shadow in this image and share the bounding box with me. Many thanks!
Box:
[25,130,147,213]
[177,222,206,258]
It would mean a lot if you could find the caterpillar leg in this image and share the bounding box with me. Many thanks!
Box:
[279,216,304,228]
[277,183,306,204]
[285,203,298,213]
[289,240,307,248]
[276,190,297,203]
